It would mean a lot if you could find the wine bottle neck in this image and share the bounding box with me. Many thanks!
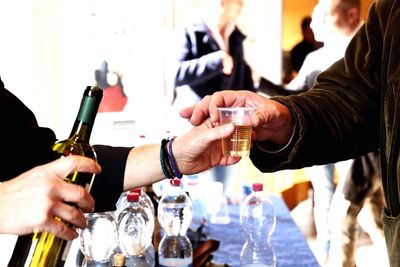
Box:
[69,86,102,141]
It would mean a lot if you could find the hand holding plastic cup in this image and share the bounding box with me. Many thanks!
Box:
[217,107,255,157]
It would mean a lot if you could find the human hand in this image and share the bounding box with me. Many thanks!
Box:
[0,156,101,240]
[172,120,240,175]
[180,90,294,146]
[220,50,233,75]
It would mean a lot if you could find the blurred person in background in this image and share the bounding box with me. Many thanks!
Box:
[288,16,322,80]
[257,0,372,264]
[259,0,364,95]
[166,0,255,200]
[170,0,255,110]
[328,150,386,267]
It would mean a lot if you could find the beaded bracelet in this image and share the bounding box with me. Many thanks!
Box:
[160,138,174,179]
[167,137,183,179]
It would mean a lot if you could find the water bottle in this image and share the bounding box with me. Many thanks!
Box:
[132,187,156,222]
[117,192,149,260]
[140,242,156,267]
[116,189,154,239]
[240,183,276,267]
[131,187,156,266]
[158,178,193,267]
[132,188,155,240]
[79,211,118,263]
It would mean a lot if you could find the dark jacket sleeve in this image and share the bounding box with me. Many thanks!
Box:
[0,80,58,181]
[250,0,383,172]
[171,22,254,99]
[173,26,224,89]
[91,145,131,212]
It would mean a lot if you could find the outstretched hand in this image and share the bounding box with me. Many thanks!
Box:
[0,156,101,240]
[173,119,241,175]
[180,90,294,146]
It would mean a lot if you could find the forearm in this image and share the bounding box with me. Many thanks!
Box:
[84,144,161,212]
[251,68,380,172]
[123,144,165,191]
[123,121,239,191]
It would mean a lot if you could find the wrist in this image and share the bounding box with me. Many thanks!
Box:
[160,138,182,179]
[256,123,296,153]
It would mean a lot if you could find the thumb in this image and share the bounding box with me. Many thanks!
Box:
[252,110,266,128]
[204,123,235,142]
[179,105,195,119]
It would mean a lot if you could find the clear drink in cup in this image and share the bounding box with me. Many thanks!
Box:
[217,107,255,156]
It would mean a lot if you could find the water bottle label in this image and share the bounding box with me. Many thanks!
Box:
[159,258,192,267]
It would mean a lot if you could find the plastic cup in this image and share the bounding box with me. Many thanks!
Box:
[218,107,255,157]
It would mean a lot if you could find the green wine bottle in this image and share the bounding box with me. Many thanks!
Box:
[8,86,103,267]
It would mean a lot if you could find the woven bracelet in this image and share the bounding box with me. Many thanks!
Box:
[160,138,174,179]
[167,137,183,179]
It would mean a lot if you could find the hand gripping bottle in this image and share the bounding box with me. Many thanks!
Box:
[240,183,276,267]
[158,178,193,267]
[8,86,103,267]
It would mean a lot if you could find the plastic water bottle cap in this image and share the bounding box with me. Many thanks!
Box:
[170,178,181,187]
[127,192,140,202]
[252,182,263,192]
[131,188,142,195]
